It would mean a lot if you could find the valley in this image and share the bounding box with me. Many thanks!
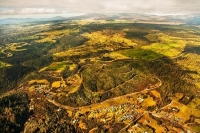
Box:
[0,15,200,132]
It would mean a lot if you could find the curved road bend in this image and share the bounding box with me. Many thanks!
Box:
[46,77,162,111]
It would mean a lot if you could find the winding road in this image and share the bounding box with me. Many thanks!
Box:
[46,76,162,111]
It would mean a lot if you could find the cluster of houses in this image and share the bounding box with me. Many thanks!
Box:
[29,82,50,92]
[155,107,184,125]
[72,102,145,125]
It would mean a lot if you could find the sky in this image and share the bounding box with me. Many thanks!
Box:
[0,0,200,16]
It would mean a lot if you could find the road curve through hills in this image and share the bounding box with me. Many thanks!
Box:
[46,76,162,111]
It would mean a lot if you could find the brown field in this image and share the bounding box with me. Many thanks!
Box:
[28,79,49,85]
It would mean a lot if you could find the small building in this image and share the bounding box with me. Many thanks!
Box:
[171,107,180,113]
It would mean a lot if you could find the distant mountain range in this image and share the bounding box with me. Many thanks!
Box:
[0,13,199,25]
[73,13,200,25]
[0,16,68,24]
[186,15,200,25]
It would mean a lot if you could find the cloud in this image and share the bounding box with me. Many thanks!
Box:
[0,9,15,14]
[0,8,57,14]
[0,0,200,14]
[18,8,56,14]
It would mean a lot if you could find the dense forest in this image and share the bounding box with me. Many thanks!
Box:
[0,93,29,133]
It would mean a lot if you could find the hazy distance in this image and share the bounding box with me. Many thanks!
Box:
[0,0,200,16]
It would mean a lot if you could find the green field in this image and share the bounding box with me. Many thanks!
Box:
[45,63,66,71]
[39,62,67,73]
[39,61,77,73]
[142,33,187,57]
[102,33,189,61]
[118,48,163,60]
